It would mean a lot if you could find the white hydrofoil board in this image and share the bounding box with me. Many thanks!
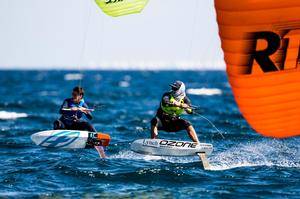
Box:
[131,139,213,156]
[31,130,109,149]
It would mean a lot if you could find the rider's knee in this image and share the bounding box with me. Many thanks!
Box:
[151,117,158,127]
[53,119,65,130]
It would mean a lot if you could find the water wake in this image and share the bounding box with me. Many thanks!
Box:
[109,150,197,163]
[109,138,300,171]
[209,139,300,171]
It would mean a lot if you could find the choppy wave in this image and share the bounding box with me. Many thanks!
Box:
[0,111,28,119]
[119,81,130,88]
[64,73,83,81]
[39,91,58,96]
[187,88,222,96]
[1,71,299,198]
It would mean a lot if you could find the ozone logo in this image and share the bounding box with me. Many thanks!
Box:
[159,140,197,148]
[39,131,80,148]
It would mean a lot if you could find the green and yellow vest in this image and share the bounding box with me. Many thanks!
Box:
[160,95,185,116]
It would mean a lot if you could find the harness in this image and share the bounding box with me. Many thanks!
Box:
[160,95,185,116]
[63,99,85,121]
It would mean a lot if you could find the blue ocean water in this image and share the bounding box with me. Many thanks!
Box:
[0,70,299,198]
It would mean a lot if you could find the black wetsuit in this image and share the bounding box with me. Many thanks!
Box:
[151,92,192,132]
[53,98,96,132]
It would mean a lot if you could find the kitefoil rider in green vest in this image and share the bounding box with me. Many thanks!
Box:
[150,81,200,143]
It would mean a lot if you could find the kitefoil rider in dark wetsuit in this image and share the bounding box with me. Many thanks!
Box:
[150,81,199,143]
[53,86,96,132]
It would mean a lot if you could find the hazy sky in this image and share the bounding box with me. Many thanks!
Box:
[0,0,224,70]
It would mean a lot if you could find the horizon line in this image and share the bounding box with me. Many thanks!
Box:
[0,63,226,71]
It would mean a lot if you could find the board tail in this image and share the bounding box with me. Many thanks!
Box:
[97,133,110,146]
[87,133,111,147]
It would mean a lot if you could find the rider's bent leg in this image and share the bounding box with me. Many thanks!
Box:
[187,125,199,143]
[150,117,159,139]
[53,119,65,130]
